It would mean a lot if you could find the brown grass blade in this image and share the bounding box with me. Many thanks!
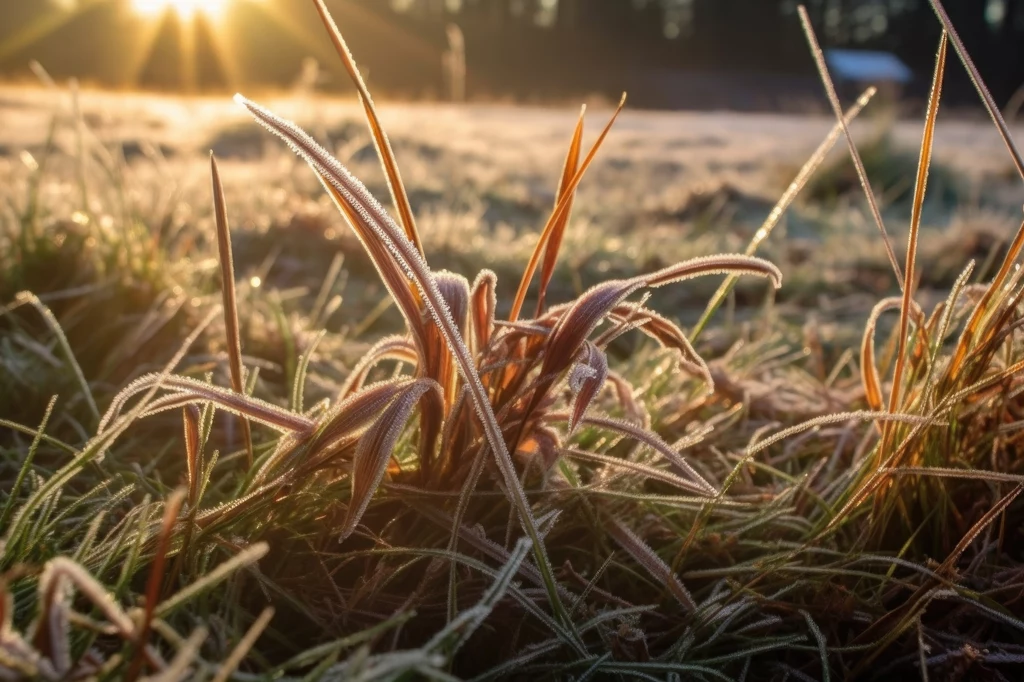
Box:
[939,483,1023,575]
[310,0,424,256]
[948,215,1024,378]
[432,271,471,403]
[183,405,202,508]
[104,374,315,434]
[337,335,419,399]
[607,518,695,611]
[640,254,782,290]
[471,270,497,354]
[0,584,12,636]
[567,341,608,435]
[547,412,716,496]
[543,280,644,379]
[210,155,254,469]
[607,304,713,390]
[927,0,1024,181]
[126,488,185,682]
[883,466,1024,485]
[747,410,939,460]
[310,379,420,460]
[886,32,946,419]
[536,107,585,317]
[797,5,904,290]
[340,379,442,541]
[562,448,713,497]
[236,94,574,626]
[869,34,947,507]
[420,272,470,477]
[861,297,926,414]
[509,94,627,322]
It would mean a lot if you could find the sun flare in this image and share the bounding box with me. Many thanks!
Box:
[130,0,231,20]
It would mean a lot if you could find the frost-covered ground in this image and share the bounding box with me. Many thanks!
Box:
[2,85,1023,335]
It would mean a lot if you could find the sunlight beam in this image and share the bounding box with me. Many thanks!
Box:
[131,0,231,21]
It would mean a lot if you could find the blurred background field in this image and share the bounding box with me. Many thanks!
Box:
[3,1,1024,680]
[2,2,1022,339]
[1,82,1022,361]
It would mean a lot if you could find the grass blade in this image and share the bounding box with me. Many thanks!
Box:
[536,107,585,316]
[509,95,627,322]
[126,489,185,682]
[797,5,904,290]
[210,155,254,468]
[883,32,946,432]
[340,379,442,541]
[927,0,1024,180]
[8,292,99,423]
[310,0,424,257]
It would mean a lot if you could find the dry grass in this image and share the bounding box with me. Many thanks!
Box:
[2,1,1024,680]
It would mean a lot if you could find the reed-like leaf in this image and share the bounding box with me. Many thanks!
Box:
[470,269,497,354]
[210,155,254,468]
[567,342,608,435]
[640,254,782,290]
[310,0,425,256]
[337,335,418,399]
[536,107,585,316]
[311,379,420,458]
[606,304,713,391]
[561,448,712,496]
[860,297,925,414]
[509,95,627,322]
[182,406,202,508]
[549,412,716,496]
[102,374,314,435]
[544,280,644,378]
[340,379,443,541]
[884,32,946,428]
[126,489,185,682]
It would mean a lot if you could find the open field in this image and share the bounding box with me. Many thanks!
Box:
[2,72,1024,681]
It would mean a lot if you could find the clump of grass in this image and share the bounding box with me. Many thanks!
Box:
[2,0,1024,680]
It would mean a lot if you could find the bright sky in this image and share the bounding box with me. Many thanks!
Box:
[130,0,232,20]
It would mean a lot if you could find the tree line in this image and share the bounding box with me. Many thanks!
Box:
[0,0,1021,110]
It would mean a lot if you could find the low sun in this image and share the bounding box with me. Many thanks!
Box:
[130,0,231,20]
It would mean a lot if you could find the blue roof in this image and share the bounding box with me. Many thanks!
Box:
[824,49,913,84]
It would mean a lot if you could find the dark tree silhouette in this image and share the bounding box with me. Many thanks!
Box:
[0,0,1021,109]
